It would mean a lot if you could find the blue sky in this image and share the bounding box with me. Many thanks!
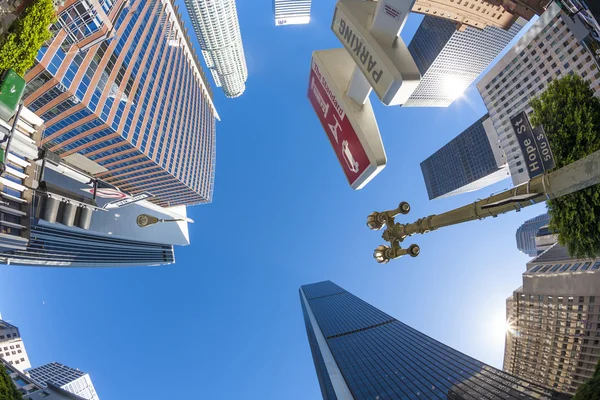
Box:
[0,1,546,399]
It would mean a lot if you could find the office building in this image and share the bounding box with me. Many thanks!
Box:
[300,280,567,399]
[412,0,518,30]
[504,243,600,396]
[2,359,86,400]
[23,0,219,207]
[516,213,552,257]
[0,319,31,373]
[405,15,526,107]
[421,114,509,200]
[28,362,99,400]
[0,104,190,268]
[184,0,248,97]
[477,2,600,186]
[273,0,311,26]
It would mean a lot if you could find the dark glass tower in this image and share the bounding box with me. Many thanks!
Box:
[420,114,508,200]
[300,281,568,400]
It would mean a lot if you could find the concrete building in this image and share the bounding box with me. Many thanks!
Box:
[489,0,552,19]
[516,213,552,257]
[405,15,526,107]
[505,243,600,396]
[184,0,248,97]
[300,280,568,399]
[477,1,600,186]
[24,0,219,207]
[28,362,99,400]
[0,319,31,373]
[420,114,509,200]
[412,0,519,30]
[2,359,86,400]
[273,0,311,26]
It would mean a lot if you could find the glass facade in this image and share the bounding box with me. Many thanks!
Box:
[4,224,174,267]
[301,281,569,400]
[29,362,99,400]
[23,0,218,207]
[420,114,508,200]
[405,16,525,107]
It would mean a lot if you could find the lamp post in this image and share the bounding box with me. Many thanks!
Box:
[367,147,600,263]
[136,214,185,228]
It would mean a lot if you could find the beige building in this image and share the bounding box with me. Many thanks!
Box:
[0,318,31,373]
[412,0,520,30]
[505,244,600,395]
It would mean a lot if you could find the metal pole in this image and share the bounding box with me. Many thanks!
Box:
[369,147,600,262]
[401,147,600,236]
[346,0,413,105]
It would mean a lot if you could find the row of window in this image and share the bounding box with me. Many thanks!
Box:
[528,261,600,274]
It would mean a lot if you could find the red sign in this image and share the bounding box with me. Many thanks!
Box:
[308,59,370,187]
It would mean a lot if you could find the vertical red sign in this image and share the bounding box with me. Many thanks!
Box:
[307,59,370,187]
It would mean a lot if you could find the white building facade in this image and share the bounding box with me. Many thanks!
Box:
[273,0,311,26]
[0,319,31,373]
[28,362,99,400]
[477,2,600,186]
[184,0,248,98]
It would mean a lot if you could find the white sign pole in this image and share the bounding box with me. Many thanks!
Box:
[345,0,416,106]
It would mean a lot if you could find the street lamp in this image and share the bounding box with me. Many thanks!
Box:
[136,214,185,228]
[367,202,420,263]
[366,146,600,263]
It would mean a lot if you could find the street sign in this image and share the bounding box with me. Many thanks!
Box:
[103,192,152,209]
[308,49,386,189]
[331,0,420,106]
[510,111,555,179]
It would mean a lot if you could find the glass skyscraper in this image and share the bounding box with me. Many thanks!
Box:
[420,114,509,200]
[300,281,569,399]
[23,0,219,207]
[405,16,526,107]
[273,0,311,26]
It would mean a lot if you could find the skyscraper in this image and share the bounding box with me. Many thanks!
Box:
[516,213,551,257]
[504,243,600,396]
[24,0,219,207]
[28,362,99,400]
[477,1,600,186]
[411,0,519,30]
[300,280,568,399]
[2,359,87,400]
[405,16,526,107]
[273,0,311,26]
[0,319,31,373]
[421,114,509,200]
[184,0,248,97]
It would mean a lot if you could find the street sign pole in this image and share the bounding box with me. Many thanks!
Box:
[346,0,415,105]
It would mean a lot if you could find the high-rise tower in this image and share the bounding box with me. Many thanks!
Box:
[24,0,218,207]
[273,0,311,26]
[0,319,31,373]
[184,0,248,97]
[515,213,552,257]
[300,280,568,399]
[405,15,526,107]
[421,114,509,200]
[505,244,600,396]
[28,362,99,400]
